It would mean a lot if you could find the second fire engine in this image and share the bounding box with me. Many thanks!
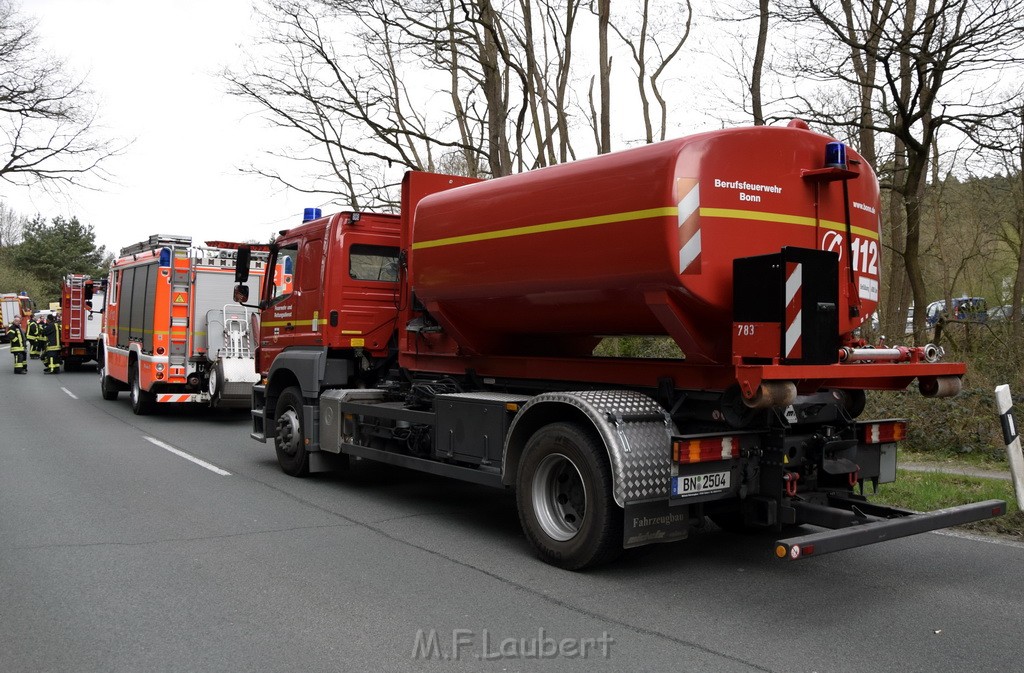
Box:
[100,235,267,414]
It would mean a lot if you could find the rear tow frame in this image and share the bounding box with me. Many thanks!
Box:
[774,494,1007,560]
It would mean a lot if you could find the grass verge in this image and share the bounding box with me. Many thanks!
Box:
[871,470,1023,538]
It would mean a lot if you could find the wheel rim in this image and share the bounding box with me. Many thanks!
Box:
[130,373,139,405]
[531,453,586,542]
[208,367,218,396]
[276,408,302,456]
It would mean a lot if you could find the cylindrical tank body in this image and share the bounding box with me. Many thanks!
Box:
[410,124,880,362]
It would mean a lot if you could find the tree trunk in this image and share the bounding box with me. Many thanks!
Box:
[751,0,769,125]
[597,0,611,153]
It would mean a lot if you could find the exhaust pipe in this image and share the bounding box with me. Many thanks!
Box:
[919,376,961,398]
[743,381,798,409]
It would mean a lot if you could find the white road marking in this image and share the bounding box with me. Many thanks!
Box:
[143,436,231,476]
[60,387,78,399]
[932,528,1024,551]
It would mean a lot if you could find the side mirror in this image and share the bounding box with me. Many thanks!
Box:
[235,246,251,283]
[233,284,250,303]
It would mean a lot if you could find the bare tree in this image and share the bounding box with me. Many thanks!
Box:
[971,100,1024,337]
[610,1,692,144]
[776,0,1024,342]
[0,1,122,193]
[227,0,597,208]
[750,0,770,125]
[596,0,611,152]
[0,199,25,248]
[706,1,785,127]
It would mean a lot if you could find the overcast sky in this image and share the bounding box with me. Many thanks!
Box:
[4,0,314,256]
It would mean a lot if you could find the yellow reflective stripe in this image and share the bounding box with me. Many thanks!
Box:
[262,319,316,327]
[411,207,678,250]
[410,204,879,251]
[700,207,879,240]
[701,207,815,227]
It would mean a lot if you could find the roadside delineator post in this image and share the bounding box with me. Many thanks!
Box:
[994,384,1024,510]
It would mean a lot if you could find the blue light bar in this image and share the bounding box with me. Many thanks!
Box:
[302,207,322,223]
[825,142,847,169]
[159,248,171,267]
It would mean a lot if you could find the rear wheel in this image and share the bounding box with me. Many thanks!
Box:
[516,423,621,570]
[274,386,309,477]
[129,363,155,415]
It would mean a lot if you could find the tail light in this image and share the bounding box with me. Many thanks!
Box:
[673,436,742,464]
[860,420,908,444]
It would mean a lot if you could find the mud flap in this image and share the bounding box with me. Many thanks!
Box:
[623,500,690,549]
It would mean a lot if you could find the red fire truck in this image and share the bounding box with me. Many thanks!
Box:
[234,121,1005,569]
[59,274,104,369]
[100,235,267,414]
[0,292,35,339]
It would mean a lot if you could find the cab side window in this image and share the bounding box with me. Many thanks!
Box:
[299,238,324,292]
[269,245,298,304]
[350,244,399,282]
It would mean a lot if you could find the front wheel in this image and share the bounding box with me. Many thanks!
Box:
[274,386,309,477]
[129,363,155,415]
[99,365,119,401]
[207,361,223,407]
[516,423,621,570]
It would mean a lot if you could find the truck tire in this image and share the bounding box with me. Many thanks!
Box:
[516,422,621,570]
[129,363,155,415]
[207,361,222,407]
[274,386,310,477]
[99,366,119,401]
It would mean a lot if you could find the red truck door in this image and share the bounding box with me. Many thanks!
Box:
[261,225,327,361]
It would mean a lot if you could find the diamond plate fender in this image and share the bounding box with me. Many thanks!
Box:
[503,390,678,507]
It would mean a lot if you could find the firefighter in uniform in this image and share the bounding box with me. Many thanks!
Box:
[42,314,61,374]
[6,319,27,374]
[27,316,43,359]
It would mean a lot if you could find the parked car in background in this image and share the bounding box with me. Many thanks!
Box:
[925,297,987,326]
[986,304,1023,322]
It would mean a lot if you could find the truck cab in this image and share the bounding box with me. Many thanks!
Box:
[247,210,403,450]
[257,211,401,369]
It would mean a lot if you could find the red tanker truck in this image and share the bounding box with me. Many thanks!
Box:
[233,121,1005,569]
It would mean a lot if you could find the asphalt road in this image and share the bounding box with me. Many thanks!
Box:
[2,348,1023,673]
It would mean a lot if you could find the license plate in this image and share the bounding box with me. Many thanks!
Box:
[672,471,730,497]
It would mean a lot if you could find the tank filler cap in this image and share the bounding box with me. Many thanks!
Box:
[787,119,810,130]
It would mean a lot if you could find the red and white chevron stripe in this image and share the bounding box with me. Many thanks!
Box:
[677,178,701,274]
[784,261,803,359]
[156,393,200,403]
